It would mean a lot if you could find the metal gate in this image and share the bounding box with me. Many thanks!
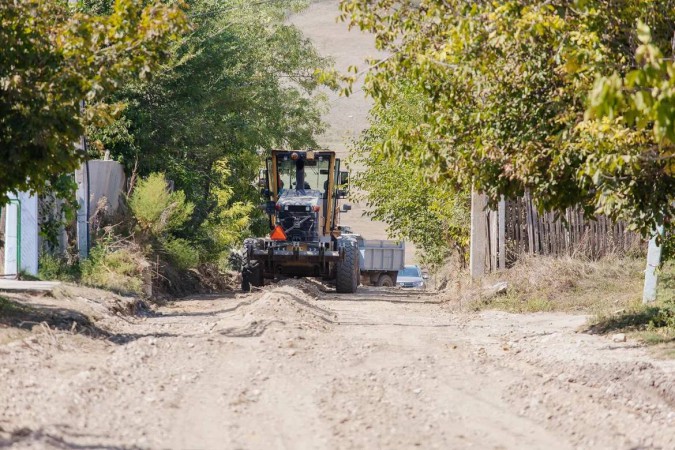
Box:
[0,199,21,278]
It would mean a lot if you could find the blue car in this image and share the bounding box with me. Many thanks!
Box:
[397,265,428,289]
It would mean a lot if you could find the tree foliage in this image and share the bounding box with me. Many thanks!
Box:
[350,84,469,269]
[88,0,329,247]
[0,0,187,204]
[202,158,255,266]
[339,0,675,238]
[588,22,675,255]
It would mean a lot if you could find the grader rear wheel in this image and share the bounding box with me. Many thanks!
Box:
[336,242,359,293]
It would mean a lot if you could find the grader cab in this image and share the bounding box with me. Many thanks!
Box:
[241,150,360,293]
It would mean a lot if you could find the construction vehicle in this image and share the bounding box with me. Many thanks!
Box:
[240,149,404,292]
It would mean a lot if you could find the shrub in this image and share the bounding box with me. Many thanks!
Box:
[163,238,200,271]
[38,254,79,282]
[129,173,194,237]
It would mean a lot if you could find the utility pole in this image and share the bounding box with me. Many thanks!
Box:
[70,0,90,260]
[75,130,90,260]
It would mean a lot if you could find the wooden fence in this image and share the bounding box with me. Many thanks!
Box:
[478,194,642,273]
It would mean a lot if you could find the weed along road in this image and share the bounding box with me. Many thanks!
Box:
[0,281,673,449]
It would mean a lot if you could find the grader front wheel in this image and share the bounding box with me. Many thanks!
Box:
[241,260,264,292]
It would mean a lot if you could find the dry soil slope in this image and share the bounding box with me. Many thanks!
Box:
[290,0,417,263]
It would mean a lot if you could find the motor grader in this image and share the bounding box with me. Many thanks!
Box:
[240,150,361,293]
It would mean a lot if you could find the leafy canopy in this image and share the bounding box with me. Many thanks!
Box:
[339,0,675,237]
[0,0,187,204]
[88,0,329,252]
[587,22,675,255]
[350,83,469,269]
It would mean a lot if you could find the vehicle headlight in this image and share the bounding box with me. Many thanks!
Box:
[412,281,424,287]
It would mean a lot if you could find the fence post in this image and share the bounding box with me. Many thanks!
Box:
[490,208,498,271]
[498,199,506,269]
[470,189,488,280]
[643,226,663,304]
[524,190,533,254]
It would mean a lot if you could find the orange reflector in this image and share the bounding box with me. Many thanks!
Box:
[270,225,287,241]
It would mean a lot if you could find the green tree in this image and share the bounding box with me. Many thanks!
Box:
[350,84,469,269]
[0,0,187,204]
[88,0,329,248]
[339,0,674,237]
[587,22,675,256]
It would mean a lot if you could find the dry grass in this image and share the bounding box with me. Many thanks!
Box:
[81,244,149,297]
[587,261,675,347]
[448,255,645,315]
[440,256,675,350]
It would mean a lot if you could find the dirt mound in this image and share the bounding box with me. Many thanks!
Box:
[275,277,332,297]
[0,284,148,342]
[215,284,337,337]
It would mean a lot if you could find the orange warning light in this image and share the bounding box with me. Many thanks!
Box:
[270,225,287,241]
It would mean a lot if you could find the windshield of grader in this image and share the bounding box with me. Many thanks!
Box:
[276,155,330,196]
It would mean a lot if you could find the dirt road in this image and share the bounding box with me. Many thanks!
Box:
[1,282,673,449]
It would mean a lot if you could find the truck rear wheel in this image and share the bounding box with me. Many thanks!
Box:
[241,261,264,292]
[376,274,393,287]
[336,242,359,293]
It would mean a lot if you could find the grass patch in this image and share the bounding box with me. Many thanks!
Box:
[468,255,644,314]
[81,245,147,296]
[487,295,555,313]
[451,256,675,352]
[658,260,675,304]
[37,254,80,282]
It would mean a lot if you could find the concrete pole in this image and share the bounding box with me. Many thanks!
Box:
[75,162,89,260]
[643,226,663,304]
[470,188,488,280]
